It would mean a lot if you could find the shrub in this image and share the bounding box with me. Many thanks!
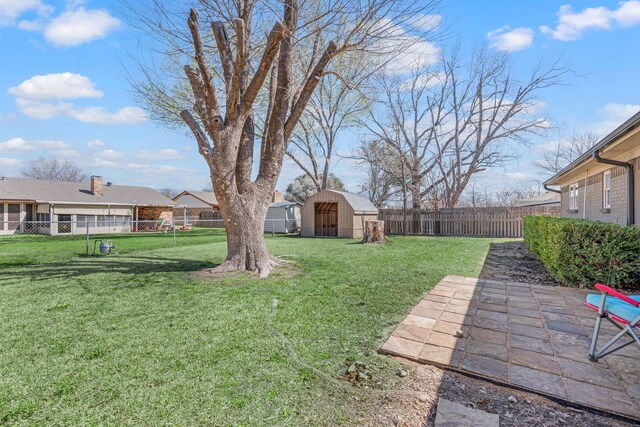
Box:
[523,216,640,289]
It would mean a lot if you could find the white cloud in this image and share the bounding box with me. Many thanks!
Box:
[86,139,105,148]
[9,73,147,125]
[540,1,640,41]
[590,102,640,133]
[0,157,22,168]
[0,112,16,121]
[408,14,443,32]
[487,26,534,52]
[0,0,52,27]
[0,137,69,153]
[68,106,147,125]
[44,7,121,47]
[14,98,73,119]
[503,171,535,181]
[97,149,126,160]
[136,148,184,161]
[375,17,440,75]
[614,0,640,26]
[9,72,103,100]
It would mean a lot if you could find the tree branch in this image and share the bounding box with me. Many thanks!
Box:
[240,22,288,115]
[227,18,246,119]
[187,9,219,114]
[180,110,214,163]
[284,41,337,141]
[211,21,234,92]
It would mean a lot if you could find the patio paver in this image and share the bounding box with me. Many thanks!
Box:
[378,275,640,421]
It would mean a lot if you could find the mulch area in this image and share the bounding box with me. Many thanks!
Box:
[479,241,558,286]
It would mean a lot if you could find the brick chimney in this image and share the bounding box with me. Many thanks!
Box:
[272,191,282,203]
[91,176,103,196]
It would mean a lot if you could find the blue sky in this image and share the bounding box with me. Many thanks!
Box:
[1,0,639,194]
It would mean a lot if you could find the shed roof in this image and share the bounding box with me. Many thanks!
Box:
[174,190,218,206]
[319,189,378,213]
[269,201,301,208]
[0,177,175,206]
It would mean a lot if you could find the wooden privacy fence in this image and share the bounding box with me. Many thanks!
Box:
[378,206,560,238]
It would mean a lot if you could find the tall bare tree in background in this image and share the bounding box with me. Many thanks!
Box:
[21,157,89,182]
[365,48,568,209]
[536,131,600,174]
[128,0,439,276]
[354,140,400,208]
[286,53,372,192]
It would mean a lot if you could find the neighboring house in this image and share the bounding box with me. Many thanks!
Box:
[300,190,378,239]
[544,111,640,226]
[172,190,220,221]
[0,176,175,235]
[265,201,302,234]
[513,192,561,208]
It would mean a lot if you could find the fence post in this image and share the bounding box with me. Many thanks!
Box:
[173,220,176,247]
[86,222,89,255]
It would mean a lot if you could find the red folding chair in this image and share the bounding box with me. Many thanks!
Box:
[585,284,640,361]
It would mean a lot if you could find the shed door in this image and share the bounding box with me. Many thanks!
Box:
[315,202,338,237]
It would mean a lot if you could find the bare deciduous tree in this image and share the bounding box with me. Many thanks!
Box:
[536,131,600,174]
[159,188,180,198]
[129,0,437,276]
[367,48,568,209]
[457,180,544,207]
[286,54,372,192]
[354,140,400,208]
[21,157,89,182]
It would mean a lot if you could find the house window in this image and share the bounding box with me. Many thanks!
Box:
[569,183,579,210]
[603,171,611,209]
[77,215,96,228]
[97,215,109,227]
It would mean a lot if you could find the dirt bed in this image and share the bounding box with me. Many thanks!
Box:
[359,361,634,427]
[479,241,558,286]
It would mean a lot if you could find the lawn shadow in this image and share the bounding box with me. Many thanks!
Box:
[0,255,217,286]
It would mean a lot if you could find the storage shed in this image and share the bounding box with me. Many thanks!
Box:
[264,201,302,234]
[300,190,378,238]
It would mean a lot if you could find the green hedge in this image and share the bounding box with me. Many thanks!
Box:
[523,216,640,289]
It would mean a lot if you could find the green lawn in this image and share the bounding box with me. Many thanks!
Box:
[0,231,502,426]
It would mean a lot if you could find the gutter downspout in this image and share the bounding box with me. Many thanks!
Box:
[592,150,635,226]
[543,184,561,194]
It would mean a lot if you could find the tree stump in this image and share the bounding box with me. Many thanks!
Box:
[362,220,386,244]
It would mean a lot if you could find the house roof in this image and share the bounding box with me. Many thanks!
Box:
[544,110,640,186]
[325,190,378,213]
[0,177,175,206]
[513,192,561,207]
[269,201,301,208]
[173,190,218,206]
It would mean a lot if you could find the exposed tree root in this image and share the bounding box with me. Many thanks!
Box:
[199,255,290,280]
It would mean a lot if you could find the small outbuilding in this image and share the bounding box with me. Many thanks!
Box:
[300,190,378,238]
[264,201,302,234]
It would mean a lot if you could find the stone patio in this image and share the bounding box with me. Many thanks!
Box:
[379,275,640,420]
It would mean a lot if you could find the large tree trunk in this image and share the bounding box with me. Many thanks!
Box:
[215,191,274,277]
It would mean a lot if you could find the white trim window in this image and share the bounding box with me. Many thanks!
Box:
[603,170,611,209]
[569,183,579,210]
